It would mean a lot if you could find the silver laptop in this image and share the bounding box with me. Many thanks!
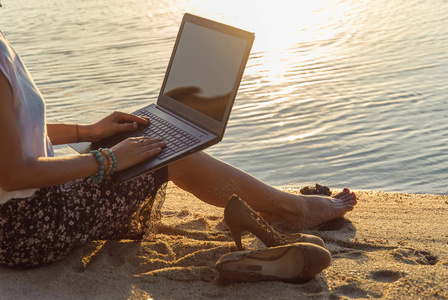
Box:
[70,13,254,182]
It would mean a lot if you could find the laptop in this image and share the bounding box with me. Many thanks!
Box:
[70,13,255,182]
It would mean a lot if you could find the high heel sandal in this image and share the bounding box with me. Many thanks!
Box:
[224,195,325,250]
[215,242,331,283]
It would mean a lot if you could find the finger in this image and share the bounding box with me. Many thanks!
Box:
[116,122,139,132]
[145,140,166,149]
[139,136,164,142]
[134,137,165,146]
[135,140,166,156]
[115,111,150,125]
[137,146,163,160]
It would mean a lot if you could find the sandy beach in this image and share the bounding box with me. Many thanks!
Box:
[0,183,447,299]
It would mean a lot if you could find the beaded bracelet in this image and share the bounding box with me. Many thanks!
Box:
[90,150,105,184]
[99,148,117,178]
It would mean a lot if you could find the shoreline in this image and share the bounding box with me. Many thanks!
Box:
[0,183,447,299]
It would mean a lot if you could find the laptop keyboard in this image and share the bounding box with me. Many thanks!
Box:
[133,110,201,159]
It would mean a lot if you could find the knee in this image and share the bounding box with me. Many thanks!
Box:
[168,151,204,181]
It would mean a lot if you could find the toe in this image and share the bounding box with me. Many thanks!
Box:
[347,192,357,204]
[344,194,357,207]
[340,192,356,201]
[334,188,350,198]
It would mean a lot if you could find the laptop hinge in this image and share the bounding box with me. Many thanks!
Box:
[156,106,210,135]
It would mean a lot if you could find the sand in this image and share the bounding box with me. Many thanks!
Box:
[0,183,447,299]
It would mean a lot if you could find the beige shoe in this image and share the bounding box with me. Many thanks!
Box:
[224,195,324,250]
[215,242,331,283]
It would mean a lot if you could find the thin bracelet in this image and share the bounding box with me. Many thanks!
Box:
[89,150,105,184]
[76,124,80,143]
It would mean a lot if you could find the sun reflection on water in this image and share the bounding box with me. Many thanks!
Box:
[176,0,354,89]
[178,0,350,47]
[269,126,328,143]
[171,0,356,143]
[178,1,351,49]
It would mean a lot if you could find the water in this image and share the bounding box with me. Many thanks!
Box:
[1,0,447,194]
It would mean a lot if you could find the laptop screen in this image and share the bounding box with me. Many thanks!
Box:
[162,20,250,123]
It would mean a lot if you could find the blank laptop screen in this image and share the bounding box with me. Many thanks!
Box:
[162,21,249,122]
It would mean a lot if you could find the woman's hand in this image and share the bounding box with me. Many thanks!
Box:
[88,111,149,142]
[111,136,166,172]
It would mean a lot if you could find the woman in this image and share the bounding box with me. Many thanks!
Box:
[0,27,357,268]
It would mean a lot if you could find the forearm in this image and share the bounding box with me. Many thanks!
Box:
[47,112,148,145]
[47,123,95,145]
[1,154,101,191]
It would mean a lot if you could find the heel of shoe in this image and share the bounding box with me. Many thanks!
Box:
[225,194,285,249]
[228,225,244,251]
[225,195,245,250]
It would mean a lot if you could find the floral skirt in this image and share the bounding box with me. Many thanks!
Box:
[0,168,168,268]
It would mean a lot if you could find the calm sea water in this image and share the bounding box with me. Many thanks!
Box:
[1,0,447,194]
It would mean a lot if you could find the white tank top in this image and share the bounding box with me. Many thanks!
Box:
[0,29,54,204]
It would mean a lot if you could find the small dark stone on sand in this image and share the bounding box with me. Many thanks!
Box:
[300,183,332,196]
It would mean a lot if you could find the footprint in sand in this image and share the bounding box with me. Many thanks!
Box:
[333,284,382,299]
[330,240,439,266]
[331,248,367,260]
[181,217,209,230]
[392,249,439,265]
[370,270,402,283]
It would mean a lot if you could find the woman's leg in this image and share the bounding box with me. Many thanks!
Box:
[168,151,357,230]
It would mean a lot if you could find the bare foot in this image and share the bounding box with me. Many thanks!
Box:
[283,189,357,230]
[262,188,357,230]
